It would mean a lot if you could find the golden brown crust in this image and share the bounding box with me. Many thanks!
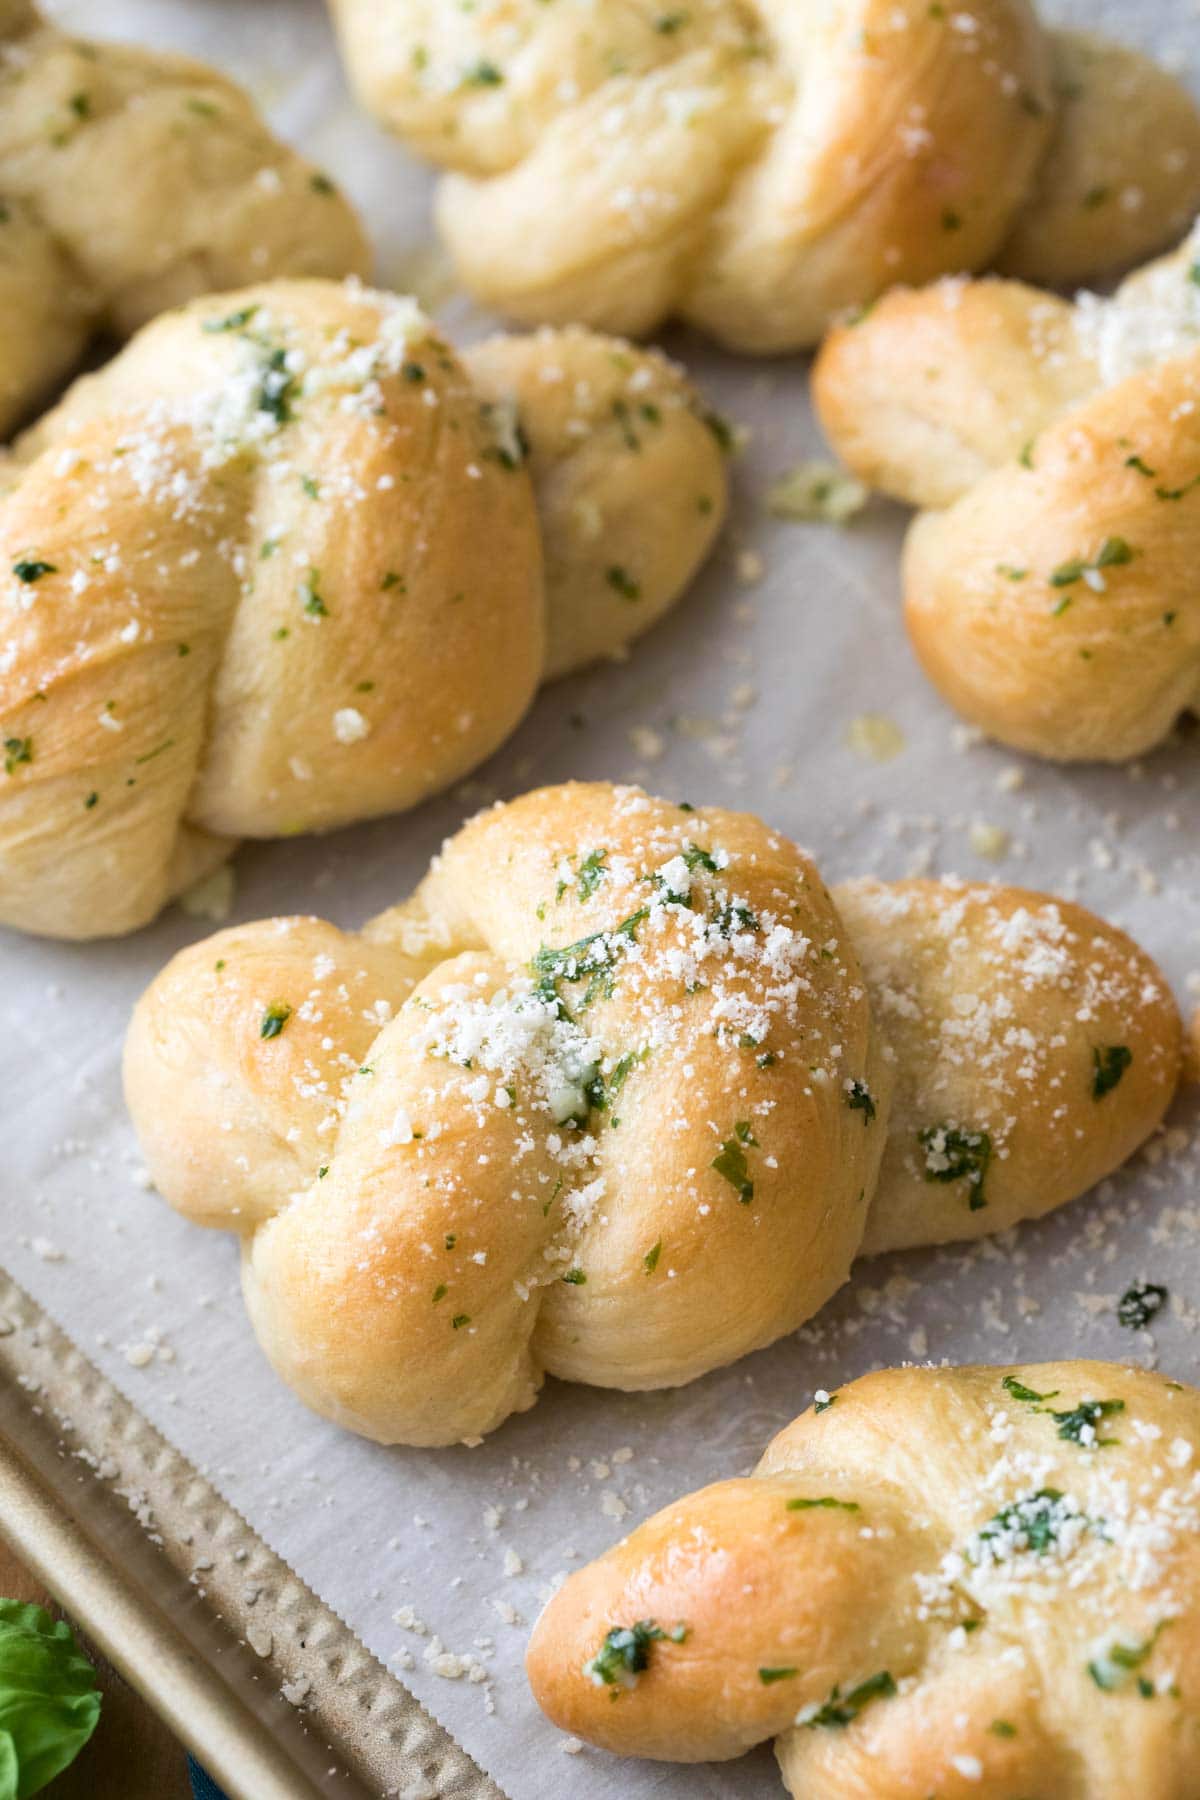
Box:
[0,4,368,433]
[815,232,1200,759]
[0,288,725,939]
[528,1360,1200,1796]
[330,0,1200,350]
[123,783,1180,1445]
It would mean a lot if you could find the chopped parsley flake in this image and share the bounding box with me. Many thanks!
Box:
[3,736,31,775]
[974,1488,1069,1557]
[918,1124,991,1209]
[797,1670,896,1729]
[463,59,503,86]
[260,1002,292,1040]
[1000,1376,1122,1446]
[758,1666,798,1684]
[1117,1282,1167,1330]
[583,1621,687,1691]
[12,558,56,583]
[606,564,641,602]
[575,849,608,901]
[256,345,298,425]
[643,1240,662,1273]
[1088,1626,1165,1693]
[845,1080,876,1123]
[1092,1044,1132,1098]
[1049,536,1134,589]
[1002,1375,1058,1405]
[711,1121,758,1203]
[1050,1398,1124,1448]
[532,908,649,1014]
[300,571,329,617]
[203,305,259,334]
[562,1268,586,1285]
[814,1391,837,1414]
[786,1496,860,1513]
[451,1313,471,1329]
[703,409,736,454]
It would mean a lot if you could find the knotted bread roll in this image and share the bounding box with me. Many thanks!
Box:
[0,0,367,434]
[815,227,1200,760]
[528,1359,1200,1796]
[327,0,1200,352]
[123,783,1180,1446]
[0,284,726,939]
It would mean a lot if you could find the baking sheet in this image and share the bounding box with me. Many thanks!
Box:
[6,2,1200,1795]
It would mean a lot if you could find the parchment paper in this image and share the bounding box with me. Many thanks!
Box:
[6,3,1200,1795]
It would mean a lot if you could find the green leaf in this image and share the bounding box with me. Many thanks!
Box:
[0,1600,101,1798]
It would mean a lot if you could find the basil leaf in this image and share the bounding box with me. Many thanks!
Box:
[0,1600,101,1798]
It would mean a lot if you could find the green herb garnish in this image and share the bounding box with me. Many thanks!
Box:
[533,908,649,1013]
[786,1496,860,1513]
[845,1080,876,1123]
[974,1488,1068,1557]
[1117,1282,1167,1330]
[712,1121,758,1203]
[1049,1398,1124,1448]
[260,1003,293,1040]
[1092,1044,1132,1098]
[606,565,641,602]
[1002,1376,1058,1405]
[1049,536,1134,590]
[797,1670,896,1729]
[918,1124,991,1209]
[583,1621,687,1691]
[12,559,55,584]
[256,345,298,425]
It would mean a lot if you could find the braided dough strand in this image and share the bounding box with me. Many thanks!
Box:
[329,0,1200,350]
[0,2,367,433]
